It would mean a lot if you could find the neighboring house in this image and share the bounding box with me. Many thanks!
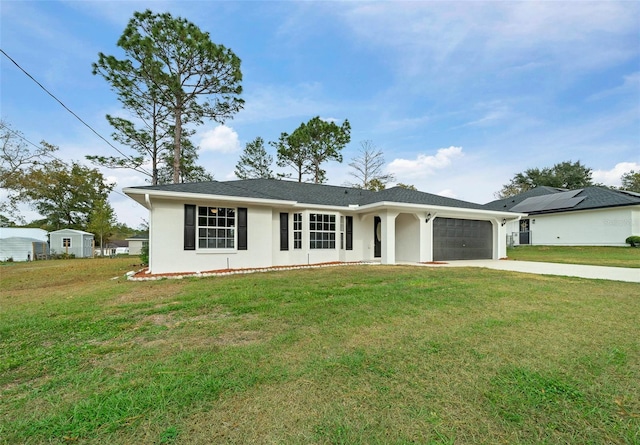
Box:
[123,179,524,275]
[484,186,640,246]
[49,229,95,258]
[97,240,129,256]
[126,233,148,255]
[0,228,49,262]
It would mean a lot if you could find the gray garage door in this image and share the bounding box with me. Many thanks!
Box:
[433,218,493,261]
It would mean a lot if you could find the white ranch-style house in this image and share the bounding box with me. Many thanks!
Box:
[124,179,524,275]
[484,186,640,247]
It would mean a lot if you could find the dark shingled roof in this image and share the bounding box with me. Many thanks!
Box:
[483,186,640,214]
[130,179,489,210]
[359,186,488,210]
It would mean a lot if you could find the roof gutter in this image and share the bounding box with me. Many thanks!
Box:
[355,201,527,219]
[123,188,297,208]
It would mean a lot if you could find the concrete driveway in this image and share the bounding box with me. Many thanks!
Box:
[424,260,640,283]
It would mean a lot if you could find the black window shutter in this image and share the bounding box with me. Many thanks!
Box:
[280,212,289,251]
[184,204,196,250]
[346,216,353,250]
[238,207,248,250]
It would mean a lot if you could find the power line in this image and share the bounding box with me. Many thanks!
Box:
[0,122,59,162]
[0,122,132,201]
[0,48,151,177]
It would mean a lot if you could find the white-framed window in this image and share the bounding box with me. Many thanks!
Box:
[340,215,345,249]
[62,238,71,248]
[293,213,303,249]
[309,213,336,249]
[197,206,235,249]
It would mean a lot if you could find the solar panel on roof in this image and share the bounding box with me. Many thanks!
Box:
[511,189,584,213]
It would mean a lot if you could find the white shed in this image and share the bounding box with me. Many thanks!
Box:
[126,233,148,255]
[49,229,94,258]
[0,228,49,261]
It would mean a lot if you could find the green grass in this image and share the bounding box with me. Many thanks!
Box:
[1,258,639,444]
[507,245,640,268]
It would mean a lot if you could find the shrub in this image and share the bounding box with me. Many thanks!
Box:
[625,236,640,247]
[49,251,76,260]
[140,243,149,265]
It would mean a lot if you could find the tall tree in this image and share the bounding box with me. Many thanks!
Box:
[0,121,58,221]
[157,134,213,184]
[87,198,116,256]
[620,170,640,193]
[496,160,593,198]
[86,114,171,186]
[347,140,395,190]
[275,116,350,183]
[235,137,273,180]
[272,130,310,182]
[13,159,114,230]
[551,160,593,189]
[95,9,244,184]
[302,117,351,183]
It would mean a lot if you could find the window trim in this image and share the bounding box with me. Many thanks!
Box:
[62,237,72,248]
[196,206,237,250]
[293,213,302,249]
[309,213,336,249]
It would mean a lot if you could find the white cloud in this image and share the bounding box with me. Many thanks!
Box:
[198,125,241,153]
[592,162,640,187]
[382,114,431,131]
[588,71,640,101]
[388,146,463,178]
[463,102,511,128]
[341,1,639,80]
[436,188,458,199]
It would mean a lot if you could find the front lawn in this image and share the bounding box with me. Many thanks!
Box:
[1,258,639,444]
[507,245,640,268]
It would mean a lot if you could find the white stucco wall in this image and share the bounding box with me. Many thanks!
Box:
[395,213,421,262]
[511,207,637,246]
[270,209,371,267]
[144,196,517,274]
[149,200,274,274]
[148,201,375,274]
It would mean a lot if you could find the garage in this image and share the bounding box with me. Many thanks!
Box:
[433,217,493,261]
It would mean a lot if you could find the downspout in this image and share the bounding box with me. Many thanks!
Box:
[145,193,153,273]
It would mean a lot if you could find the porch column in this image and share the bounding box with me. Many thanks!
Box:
[495,218,506,259]
[381,211,399,264]
[420,212,434,263]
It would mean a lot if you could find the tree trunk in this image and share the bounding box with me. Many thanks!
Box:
[152,105,159,186]
[173,107,181,184]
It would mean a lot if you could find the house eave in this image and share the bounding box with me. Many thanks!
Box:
[123,188,298,208]
[523,202,640,216]
[355,201,527,220]
[123,187,531,222]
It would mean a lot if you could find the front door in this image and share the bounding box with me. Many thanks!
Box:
[374,216,381,258]
[519,219,530,245]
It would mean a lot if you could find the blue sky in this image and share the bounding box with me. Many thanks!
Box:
[1,0,639,227]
